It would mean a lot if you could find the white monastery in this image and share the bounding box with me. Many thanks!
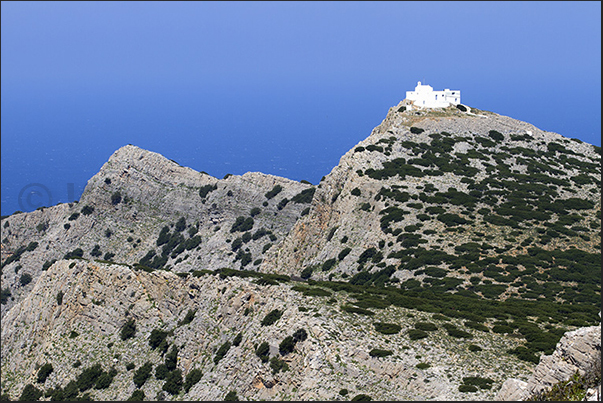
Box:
[405,81,461,108]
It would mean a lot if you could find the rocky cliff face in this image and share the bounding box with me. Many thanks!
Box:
[1,145,311,319]
[2,259,535,401]
[1,102,600,401]
[496,323,601,400]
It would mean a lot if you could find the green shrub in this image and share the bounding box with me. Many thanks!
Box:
[410,127,424,134]
[178,309,196,326]
[488,130,504,141]
[184,368,203,393]
[279,336,296,356]
[19,273,32,286]
[90,244,102,257]
[111,191,122,205]
[351,393,373,401]
[68,212,80,221]
[374,322,402,335]
[155,363,169,380]
[416,362,431,369]
[230,216,254,233]
[63,380,79,400]
[120,319,136,340]
[199,184,217,199]
[351,188,361,196]
[162,369,183,395]
[339,388,349,396]
[64,248,84,259]
[270,356,289,374]
[149,328,169,350]
[81,205,94,215]
[322,258,337,271]
[1,288,11,305]
[291,187,316,203]
[18,384,42,401]
[165,345,178,371]
[338,247,352,261]
[265,185,283,199]
[224,390,239,401]
[459,384,478,393]
[76,364,103,392]
[36,363,54,383]
[446,327,473,339]
[300,266,314,279]
[462,376,494,389]
[369,348,393,357]
[127,390,146,401]
[468,344,483,352]
[407,329,428,340]
[414,322,438,332]
[94,370,115,389]
[293,328,308,342]
[214,341,231,364]
[261,309,283,326]
[255,341,270,363]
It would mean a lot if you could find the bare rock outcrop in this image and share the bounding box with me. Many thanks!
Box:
[496,323,601,400]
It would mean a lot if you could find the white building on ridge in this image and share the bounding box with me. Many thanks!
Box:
[405,81,461,108]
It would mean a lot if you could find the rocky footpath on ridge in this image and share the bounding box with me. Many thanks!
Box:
[1,101,600,400]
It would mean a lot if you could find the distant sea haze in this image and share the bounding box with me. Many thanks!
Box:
[0,85,382,217]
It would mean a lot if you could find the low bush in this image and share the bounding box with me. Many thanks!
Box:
[81,205,94,215]
[459,384,478,393]
[255,341,270,363]
[270,356,289,374]
[127,390,146,401]
[111,191,122,205]
[165,345,178,371]
[410,127,425,134]
[19,273,32,286]
[36,363,54,383]
[183,368,203,393]
[265,185,283,199]
[369,348,393,357]
[407,329,428,340]
[76,364,103,392]
[149,328,169,350]
[374,322,402,335]
[120,319,136,340]
[214,341,231,364]
[261,309,283,326]
[19,384,43,401]
[224,391,239,401]
[351,394,373,401]
[414,322,438,332]
[462,376,494,389]
[279,336,296,356]
[155,363,169,380]
[178,309,197,326]
[0,288,11,305]
[162,369,183,395]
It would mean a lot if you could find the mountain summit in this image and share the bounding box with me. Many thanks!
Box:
[1,102,600,401]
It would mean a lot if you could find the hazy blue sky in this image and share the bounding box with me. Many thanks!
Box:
[1,1,601,215]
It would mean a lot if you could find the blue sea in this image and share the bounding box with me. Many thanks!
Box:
[1,81,394,217]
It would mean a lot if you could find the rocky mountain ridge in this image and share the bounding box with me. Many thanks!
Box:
[1,101,600,400]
